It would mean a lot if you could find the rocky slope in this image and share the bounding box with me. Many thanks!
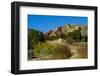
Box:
[44,24,87,39]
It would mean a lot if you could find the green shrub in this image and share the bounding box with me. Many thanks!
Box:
[34,42,53,57]
[28,29,43,50]
[67,29,82,43]
[28,49,34,60]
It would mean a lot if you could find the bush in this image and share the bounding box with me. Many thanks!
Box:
[67,29,82,42]
[28,49,34,60]
[81,36,87,42]
[34,42,53,57]
[33,42,72,59]
[28,29,42,50]
[52,44,72,59]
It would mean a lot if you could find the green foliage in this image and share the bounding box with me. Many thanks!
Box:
[81,36,88,42]
[28,29,41,50]
[28,29,46,60]
[34,42,53,57]
[67,29,82,42]
[66,29,88,43]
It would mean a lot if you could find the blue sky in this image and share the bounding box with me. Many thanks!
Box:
[28,15,88,32]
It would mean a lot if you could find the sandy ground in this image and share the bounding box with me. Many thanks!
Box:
[47,38,88,59]
[69,45,87,59]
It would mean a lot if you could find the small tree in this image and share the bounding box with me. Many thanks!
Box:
[28,29,41,50]
[67,29,82,42]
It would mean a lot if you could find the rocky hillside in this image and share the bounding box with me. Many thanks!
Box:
[44,24,87,39]
[28,24,88,60]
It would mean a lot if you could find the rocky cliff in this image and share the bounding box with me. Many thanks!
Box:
[44,24,87,38]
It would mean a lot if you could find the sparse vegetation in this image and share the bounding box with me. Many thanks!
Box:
[33,42,72,60]
[28,24,88,60]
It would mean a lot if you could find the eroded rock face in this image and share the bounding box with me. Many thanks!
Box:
[44,24,87,39]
